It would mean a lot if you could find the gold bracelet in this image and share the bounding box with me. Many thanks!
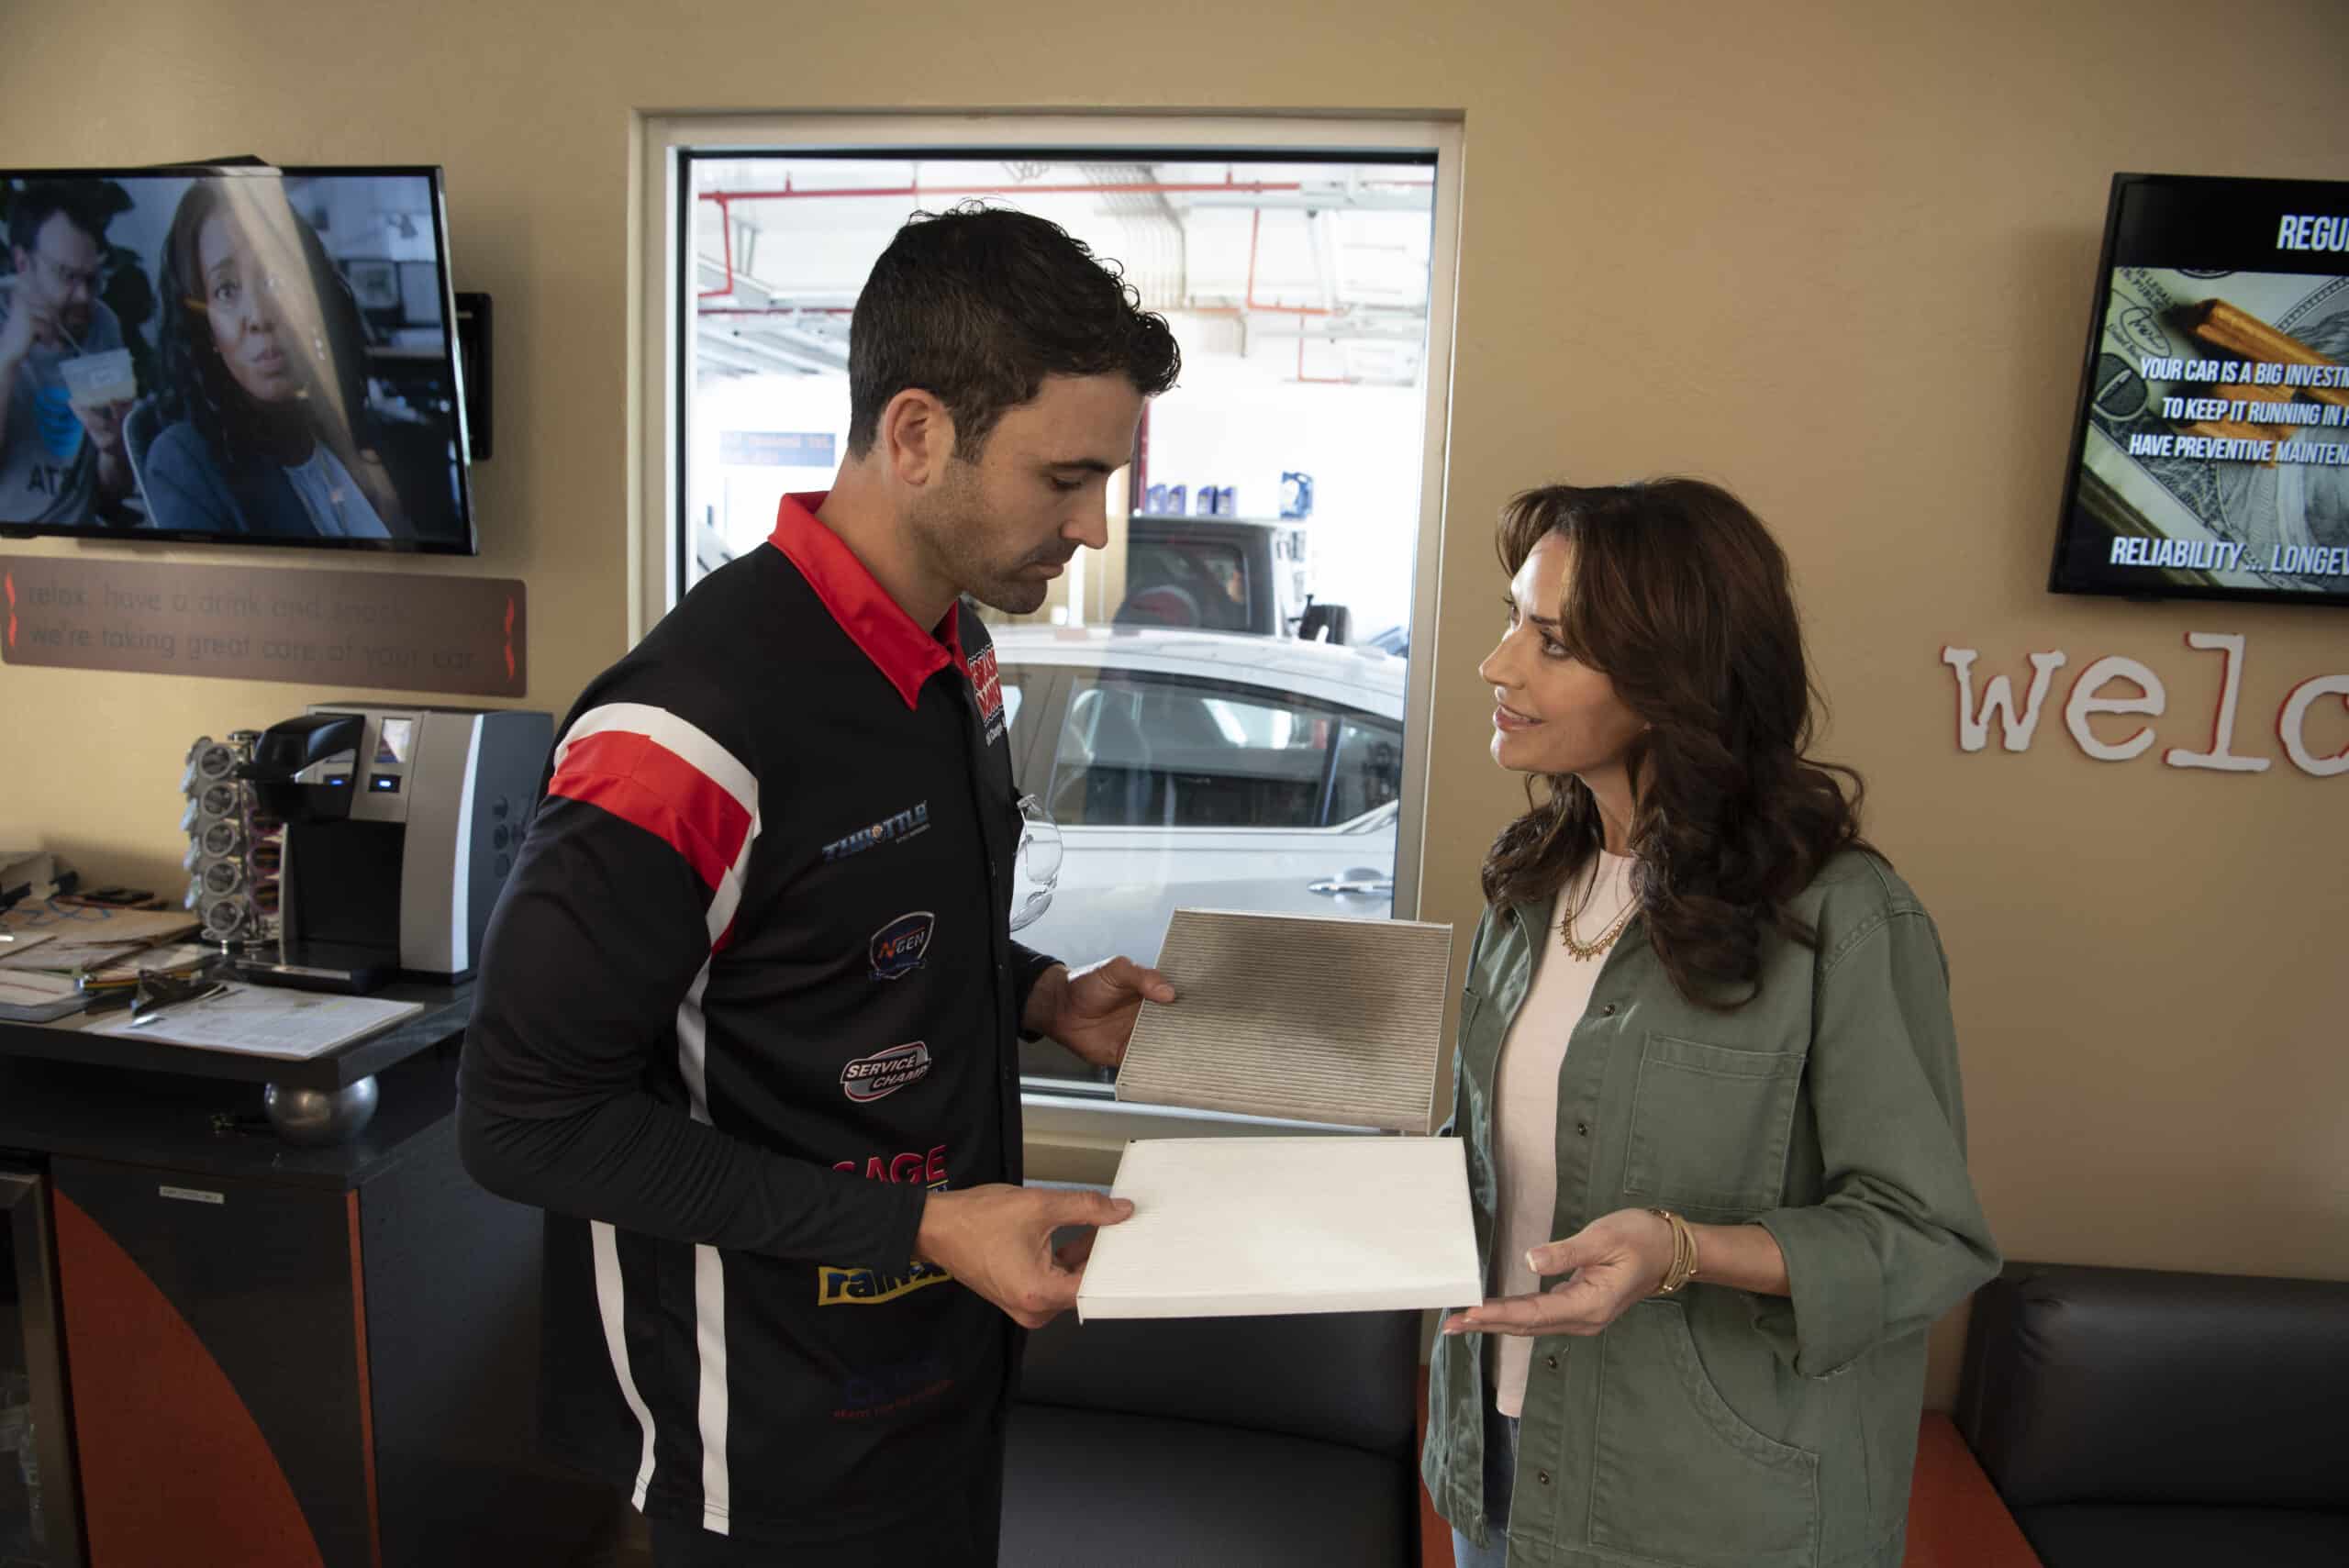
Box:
[1646,1207,1700,1296]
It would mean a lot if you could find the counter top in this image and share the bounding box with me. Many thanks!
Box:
[0,979,472,1091]
[0,1036,468,1190]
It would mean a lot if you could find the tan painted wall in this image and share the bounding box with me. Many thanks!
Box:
[7,1,2347,1408]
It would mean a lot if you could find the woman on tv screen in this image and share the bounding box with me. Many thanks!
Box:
[144,177,414,541]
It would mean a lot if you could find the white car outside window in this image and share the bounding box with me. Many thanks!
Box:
[992,628,1408,1082]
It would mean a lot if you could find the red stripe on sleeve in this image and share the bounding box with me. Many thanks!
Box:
[550,729,752,894]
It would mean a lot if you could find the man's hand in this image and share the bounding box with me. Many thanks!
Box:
[73,397,136,505]
[915,1184,1134,1329]
[0,293,53,369]
[71,396,130,456]
[1440,1207,1675,1339]
[1022,957,1175,1070]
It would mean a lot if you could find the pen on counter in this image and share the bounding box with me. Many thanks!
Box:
[128,982,231,1028]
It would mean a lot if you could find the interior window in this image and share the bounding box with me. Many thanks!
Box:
[1114,539,1253,632]
[655,128,1459,1095]
[1325,717,1405,825]
[1050,673,1339,829]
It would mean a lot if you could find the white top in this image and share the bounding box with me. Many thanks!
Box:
[282,444,392,540]
[1489,848,1636,1417]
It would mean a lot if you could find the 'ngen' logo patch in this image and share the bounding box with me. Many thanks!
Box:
[870,911,935,980]
[840,1040,932,1102]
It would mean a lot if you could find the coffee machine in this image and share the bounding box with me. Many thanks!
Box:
[237,703,551,991]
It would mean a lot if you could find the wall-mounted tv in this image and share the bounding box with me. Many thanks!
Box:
[0,165,475,553]
[2050,173,2349,606]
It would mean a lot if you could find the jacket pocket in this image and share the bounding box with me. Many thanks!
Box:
[1456,986,1488,1066]
[1588,1300,1820,1568]
[1620,1033,1804,1216]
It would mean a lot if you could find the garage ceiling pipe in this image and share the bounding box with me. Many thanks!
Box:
[697,175,1308,300]
[1241,209,1334,318]
[701,174,1310,204]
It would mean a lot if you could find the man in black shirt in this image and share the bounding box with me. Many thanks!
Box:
[460,206,1184,1564]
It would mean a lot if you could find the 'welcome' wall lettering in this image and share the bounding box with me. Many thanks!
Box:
[1941,633,2348,778]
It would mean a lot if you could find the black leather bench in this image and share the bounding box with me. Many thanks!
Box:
[1003,1307,1422,1567]
[1956,1261,2349,1568]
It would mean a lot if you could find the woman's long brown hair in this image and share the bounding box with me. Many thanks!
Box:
[1479,479,1869,1006]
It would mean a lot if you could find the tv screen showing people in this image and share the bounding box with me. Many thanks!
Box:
[2051,172,2349,606]
[0,166,475,552]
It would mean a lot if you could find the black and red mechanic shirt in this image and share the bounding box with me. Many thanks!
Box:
[459,491,1057,1549]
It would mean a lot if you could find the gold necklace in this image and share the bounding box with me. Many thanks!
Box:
[1562,856,1636,962]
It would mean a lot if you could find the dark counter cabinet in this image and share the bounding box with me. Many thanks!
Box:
[0,1044,607,1568]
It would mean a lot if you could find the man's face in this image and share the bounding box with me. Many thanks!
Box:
[908,373,1145,616]
[11,212,103,343]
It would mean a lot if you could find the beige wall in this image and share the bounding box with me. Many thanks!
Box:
[9,0,2349,1406]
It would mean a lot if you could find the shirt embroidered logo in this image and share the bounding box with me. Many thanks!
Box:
[869,912,936,981]
[969,646,1007,746]
[820,801,931,862]
[839,1040,932,1102]
[834,1355,956,1420]
[818,1148,954,1306]
[817,1260,954,1306]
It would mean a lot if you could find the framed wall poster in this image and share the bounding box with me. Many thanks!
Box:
[345,257,401,312]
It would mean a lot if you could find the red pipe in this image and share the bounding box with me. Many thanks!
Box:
[1244,209,1335,317]
[698,174,1308,204]
[696,173,1423,321]
[696,177,1431,204]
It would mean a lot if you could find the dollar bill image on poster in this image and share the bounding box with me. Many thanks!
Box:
[2077,266,2349,594]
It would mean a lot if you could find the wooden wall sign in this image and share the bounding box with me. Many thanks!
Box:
[2,556,525,698]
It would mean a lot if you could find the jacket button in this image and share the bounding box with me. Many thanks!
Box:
[1536,1470,1552,1486]
[1544,1353,1558,1371]
[1599,1003,1617,1017]
[1575,1121,1590,1138]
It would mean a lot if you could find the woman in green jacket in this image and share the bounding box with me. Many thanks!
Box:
[1424,479,1999,1568]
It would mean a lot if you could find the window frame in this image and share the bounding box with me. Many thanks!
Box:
[631,110,1464,1140]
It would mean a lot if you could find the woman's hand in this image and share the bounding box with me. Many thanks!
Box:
[1442,1207,1675,1338]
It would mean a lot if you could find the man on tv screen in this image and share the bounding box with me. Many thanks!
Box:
[0,182,135,527]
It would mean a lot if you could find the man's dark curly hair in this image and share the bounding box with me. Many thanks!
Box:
[847,203,1180,460]
[7,180,117,255]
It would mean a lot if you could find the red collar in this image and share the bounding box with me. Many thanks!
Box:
[766,492,969,708]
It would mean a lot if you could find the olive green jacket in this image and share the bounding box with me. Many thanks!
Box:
[1421,851,1999,1568]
